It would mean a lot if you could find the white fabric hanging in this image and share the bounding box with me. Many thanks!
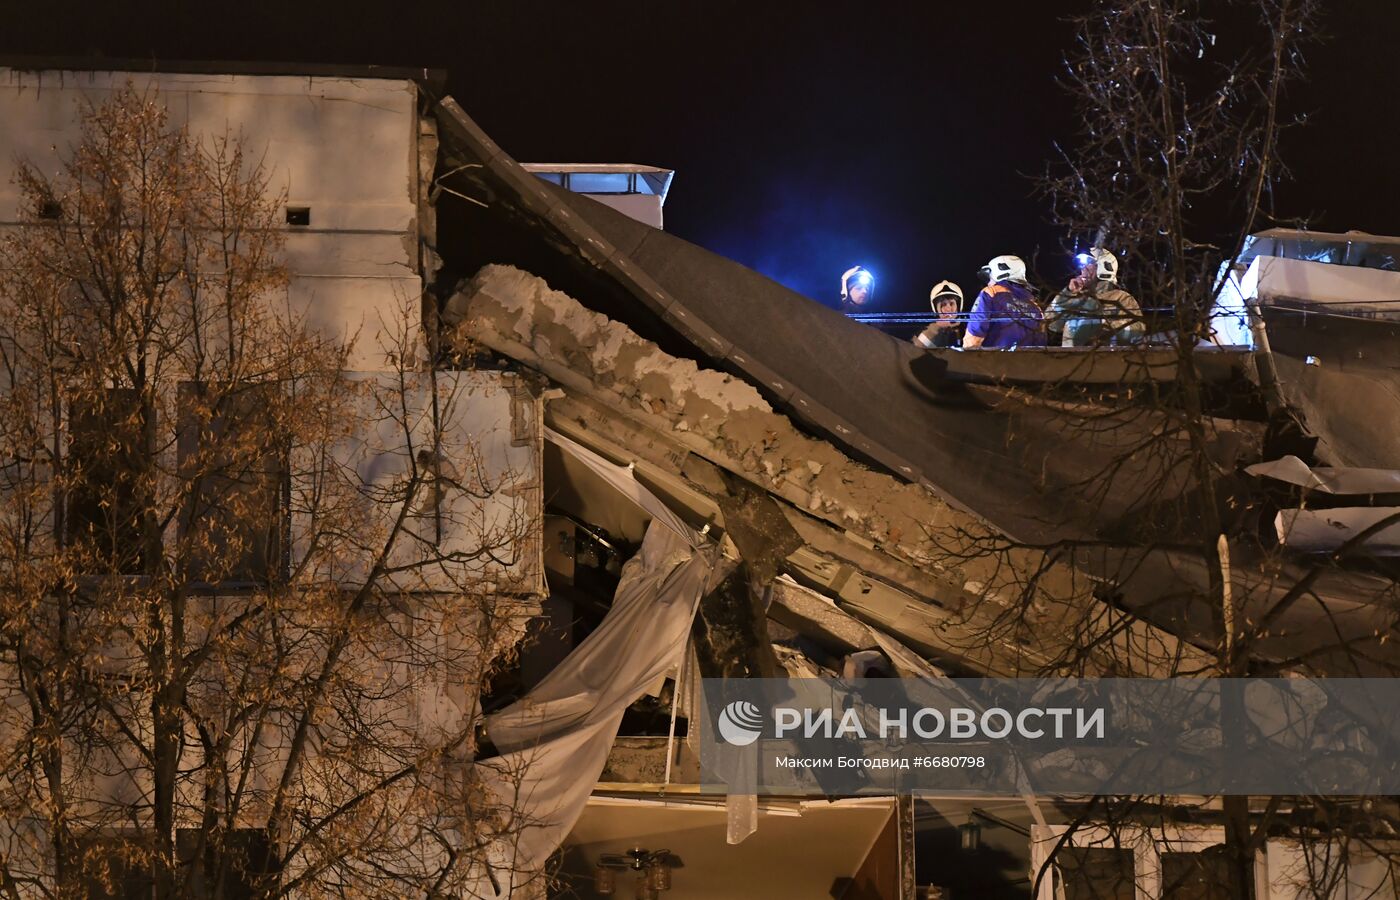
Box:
[477,428,732,881]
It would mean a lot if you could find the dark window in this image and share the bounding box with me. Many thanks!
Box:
[285,206,310,226]
[1161,849,1236,899]
[178,382,288,585]
[177,828,280,899]
[67,389,151,574]
[1055,847,1137,900]
[75,833,153,900]
[38,198,63,220]
[532,172,564,186]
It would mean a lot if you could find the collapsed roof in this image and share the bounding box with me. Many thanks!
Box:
[433,98,1263,549]
[431,98,1400,676]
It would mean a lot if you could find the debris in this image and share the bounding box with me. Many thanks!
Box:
[1275,508,1400,555]
[444,265,1048,598]
[1248,456,1400,496]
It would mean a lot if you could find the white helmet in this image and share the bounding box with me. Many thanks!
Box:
[1092,248,1119,283]
[980,255,1027,285]
[840,265,874,304]
[1076,247,1119,283]
[929,280,964,311]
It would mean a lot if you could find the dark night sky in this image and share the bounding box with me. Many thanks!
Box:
[4,1,1399,309]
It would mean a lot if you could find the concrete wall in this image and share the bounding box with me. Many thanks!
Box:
[291,370,544,594]
[0,68,425,370]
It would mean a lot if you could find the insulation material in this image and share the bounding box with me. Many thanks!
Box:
[1275,508,1400,555]
[477,428,732,875]
[1247,456,1400,496]
[681,642,706,762]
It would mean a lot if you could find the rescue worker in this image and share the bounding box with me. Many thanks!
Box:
[1046,248,1146,347]
[914,280,965,349]
[839,265,874,311]
[963,255,1046,349]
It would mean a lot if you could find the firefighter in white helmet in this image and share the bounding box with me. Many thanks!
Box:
[839,265,875,312]
[963,255,1046,349]
[1046,248,1145,346]
[915,280,965,349]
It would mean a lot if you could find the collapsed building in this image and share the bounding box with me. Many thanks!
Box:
[2,60,1399,898]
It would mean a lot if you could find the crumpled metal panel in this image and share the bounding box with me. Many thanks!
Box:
[1262,307,1400,469]
[1247,456,1400,495]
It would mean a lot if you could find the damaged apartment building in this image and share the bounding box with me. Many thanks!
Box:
[4,61,1400,899]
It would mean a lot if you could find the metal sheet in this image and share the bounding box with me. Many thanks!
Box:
[1247,456,1400,495]
[1262,307,1400,468]
[1276,508,1400,555]
[1243,255,1400,315]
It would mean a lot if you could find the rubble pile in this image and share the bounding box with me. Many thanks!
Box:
[445,265,1069,603]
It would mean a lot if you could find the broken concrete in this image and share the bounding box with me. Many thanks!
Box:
[767,575,880,655]
[445,265,1209,677]
[447,266,1014,577]
[542,394,1047,675]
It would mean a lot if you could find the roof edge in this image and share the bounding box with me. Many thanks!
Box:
[0,56,447,91]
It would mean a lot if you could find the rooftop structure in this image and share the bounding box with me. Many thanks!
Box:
[521,162,675,229]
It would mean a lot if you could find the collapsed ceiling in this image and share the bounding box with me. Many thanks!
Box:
[431,96,1400,678]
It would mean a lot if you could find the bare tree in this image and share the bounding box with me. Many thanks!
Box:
[0,85,540,898]
[907,1,1400,897]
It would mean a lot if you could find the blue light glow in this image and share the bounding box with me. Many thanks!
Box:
[1075,252,1094,266]
[855,270,874,286]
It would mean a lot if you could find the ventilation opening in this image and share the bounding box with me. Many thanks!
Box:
[38,199,62,220]
[285,206,311,226]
